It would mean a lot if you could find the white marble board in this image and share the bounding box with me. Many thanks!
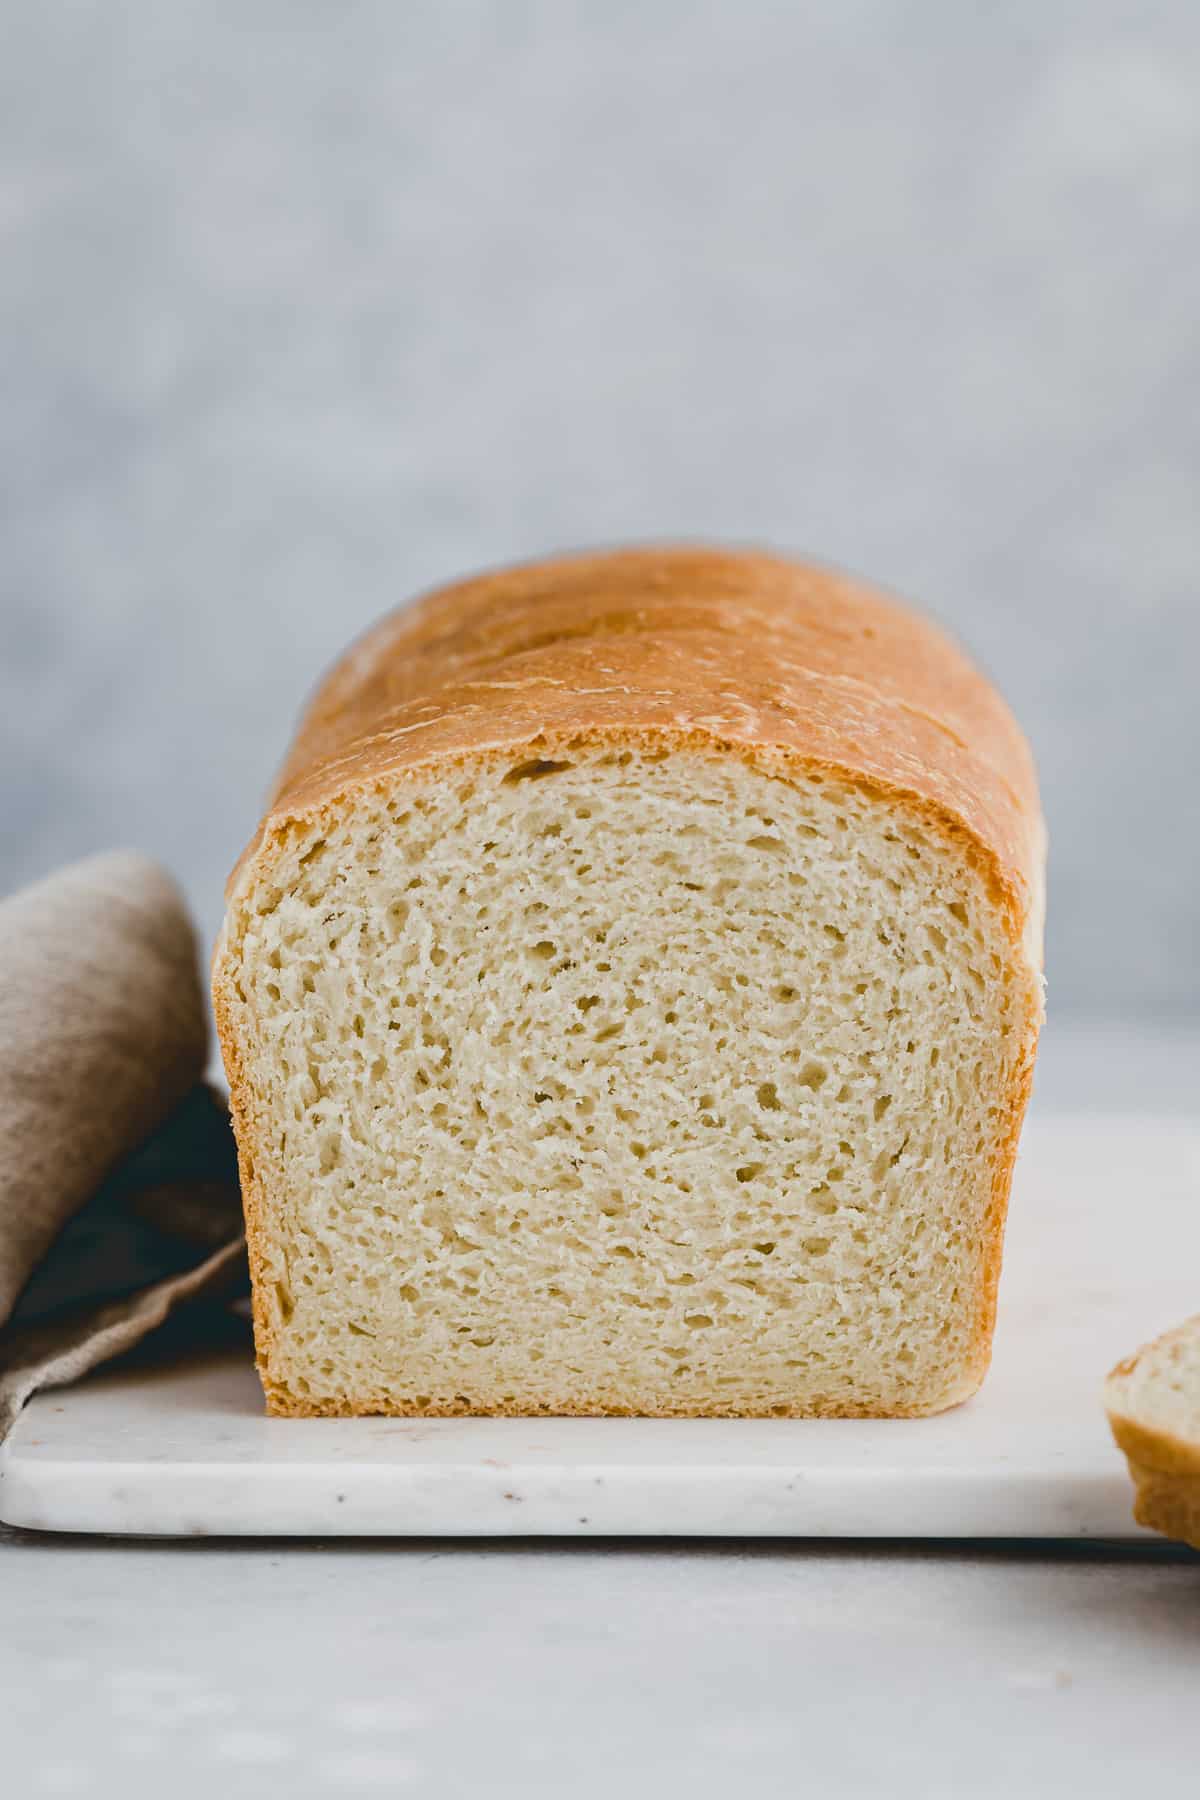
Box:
[2,1114,1196,1538]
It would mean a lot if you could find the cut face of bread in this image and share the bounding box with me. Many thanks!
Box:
[1106,1316,1200,1549]
[218,740,1037,1417]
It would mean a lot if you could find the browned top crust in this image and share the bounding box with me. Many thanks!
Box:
[229,547,1045,960]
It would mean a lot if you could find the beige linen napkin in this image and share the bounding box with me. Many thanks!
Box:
[0,853,246,1440]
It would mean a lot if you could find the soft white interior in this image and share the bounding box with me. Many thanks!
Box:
[223,745,1030,1415]
[1109,1320,1200,1442]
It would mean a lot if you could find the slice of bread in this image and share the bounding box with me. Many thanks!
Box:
[1106,1316,1200,1550]
[214,548,1045,1418]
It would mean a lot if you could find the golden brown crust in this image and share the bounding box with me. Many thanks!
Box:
[230,548,1044,935]
[1121,1461,1200,1551]
[254,1387,973,1420]
[1106,1317,1200,1549]
[1108,1424,1200,1487]
[1110,1414,1200,1478]
[214,546,1046,1419]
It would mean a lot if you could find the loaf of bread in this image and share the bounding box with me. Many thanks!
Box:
[1106,1316,1200,1550]
[214,548,1045,1418]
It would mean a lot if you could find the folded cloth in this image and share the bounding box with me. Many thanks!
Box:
[0,853,247,1441]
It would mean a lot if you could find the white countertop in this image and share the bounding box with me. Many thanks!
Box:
[4,1023,1198,1797]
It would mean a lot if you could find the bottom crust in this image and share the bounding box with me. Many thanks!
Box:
[257,1363,985,1421]
[1124,1457,1200,1552]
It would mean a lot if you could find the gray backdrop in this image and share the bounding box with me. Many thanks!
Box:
[3,2,1197,1021]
